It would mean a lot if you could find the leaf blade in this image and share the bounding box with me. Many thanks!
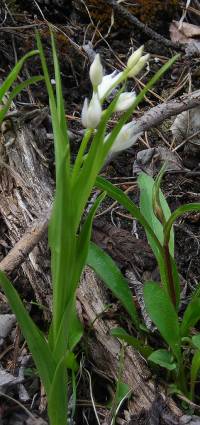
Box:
[144,281,181,362]
[87,242,139,328]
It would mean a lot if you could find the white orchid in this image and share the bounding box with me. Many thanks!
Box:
[89,54,103,88]
[98,71,123,100]
[114,92,136,112]
[128,54,150,78]
[127,45,144,69]
[81,92,102,129]
[105,122,141,155]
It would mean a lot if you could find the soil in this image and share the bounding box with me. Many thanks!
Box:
[0,0,200,424]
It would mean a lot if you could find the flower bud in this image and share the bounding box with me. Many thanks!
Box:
[105,122,141,154]
[114,92,136,112]
[89,54,103,88]
[127,45,144,69]
[128,54,150,78]
[81,93,102,129]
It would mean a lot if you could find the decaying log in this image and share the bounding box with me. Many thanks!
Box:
[78,267,185,424]
[0,113,53,314]
[0,112,199,424]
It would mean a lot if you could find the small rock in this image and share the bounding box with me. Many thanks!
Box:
[0,314,16,346]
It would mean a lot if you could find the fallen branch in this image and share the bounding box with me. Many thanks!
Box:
[0,209,50,275]
[133,89,200,136]
[105,0,184,51]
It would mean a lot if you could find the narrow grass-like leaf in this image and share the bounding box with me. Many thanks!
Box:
[0,76,44,121]
[0,271,55,396]
[148,349,177,371]
[87,242,139,328]
[111,327,153,357]
[0,50,39,101]
[144,281,181,362]
[50,31,70,160]
[190,350,200,400]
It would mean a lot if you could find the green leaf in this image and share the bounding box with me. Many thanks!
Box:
[114,381,130,406]
[144,281,181,362]
[50,31,69,153]
[65,351,79,371]
[148,349,177,371]
[95,176,180,309]
[192,335,200,350]
[37,31,76,340]
[181,296,200,337]
[0,271,55,396]
[48,357,68,425]
[50,296,83,361]
[0,50,39,102]
[0,76,44,122]
[87,242,139,328]
[111,327,153,358]
[190,350,200,400]
[138,172,174,258]
[164,203,200,245]
[96,176,163,256]
[72,192,106,296]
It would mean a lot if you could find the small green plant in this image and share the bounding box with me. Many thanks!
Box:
[0,31,179,425]
[89,169,200,401]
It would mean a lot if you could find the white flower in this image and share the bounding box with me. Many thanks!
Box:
[89,54,103,88]
[81,92,102,129]
[105,122,141,154]
[128,54,150,78]
[114,92,136,112]
[98,71,123,100]
[127,45,144,69]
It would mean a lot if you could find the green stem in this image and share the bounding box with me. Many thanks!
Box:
[72,128,93,182]
[163,244,176,307]
[177,363,188,396]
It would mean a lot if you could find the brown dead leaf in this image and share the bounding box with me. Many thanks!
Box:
[170,20,200,44]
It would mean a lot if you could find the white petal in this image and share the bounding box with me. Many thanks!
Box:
[81,98,89,128]
[105,122,141,154]
[98,71,123,100]
[127,45,144,69]
[128,54,150,78]
[87,93,102,128]
[114,92,136,112]
[89,54,103,87]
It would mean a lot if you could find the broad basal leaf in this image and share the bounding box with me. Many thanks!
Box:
[144,281,181,363]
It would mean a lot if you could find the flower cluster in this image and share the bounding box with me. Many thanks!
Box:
[81,46,150,155]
